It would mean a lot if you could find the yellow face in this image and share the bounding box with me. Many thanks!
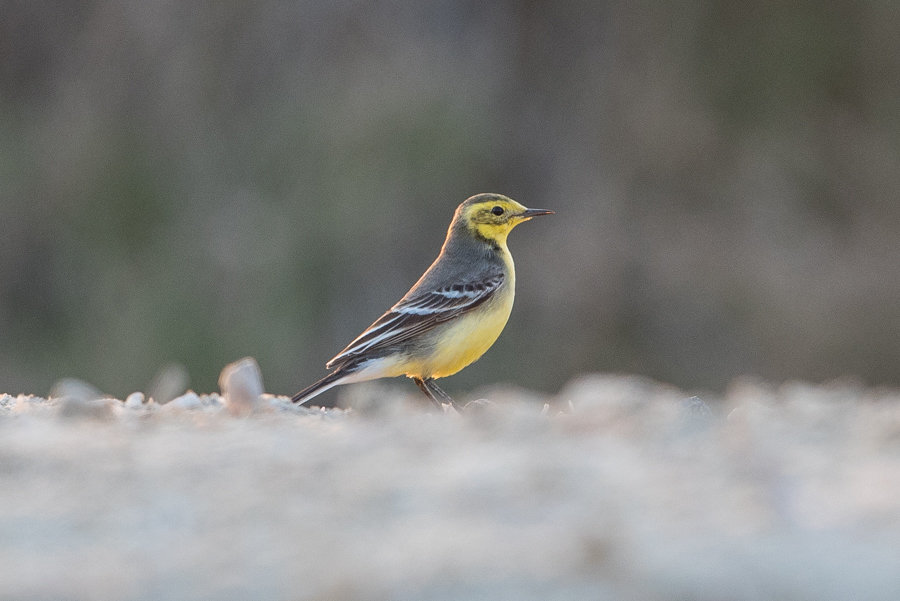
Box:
[460,195,553,244]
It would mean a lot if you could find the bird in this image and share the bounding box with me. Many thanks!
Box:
[291,193,553,410]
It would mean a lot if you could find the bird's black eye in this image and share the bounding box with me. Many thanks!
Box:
[491,206,504,216]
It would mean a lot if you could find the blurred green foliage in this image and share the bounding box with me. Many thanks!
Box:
[1,1,898,398]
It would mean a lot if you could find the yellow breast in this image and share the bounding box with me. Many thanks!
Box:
[420,285,515,378]
[399,246,516,379]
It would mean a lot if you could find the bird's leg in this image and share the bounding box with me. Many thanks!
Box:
[413,377,444,409]
[413,377,460,412]
[425,379,457,408]
[423,378,461,412]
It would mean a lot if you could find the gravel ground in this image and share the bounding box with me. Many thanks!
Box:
[2,365,900,601]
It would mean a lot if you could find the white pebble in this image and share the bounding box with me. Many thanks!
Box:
[219,357,264,416]
[49,378,104,402]
[149,364,189,404]
[58,397,117,420]
[124,392,145,408]
[164,391,202,411]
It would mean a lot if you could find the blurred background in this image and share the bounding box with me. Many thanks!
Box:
[1,1,898,400]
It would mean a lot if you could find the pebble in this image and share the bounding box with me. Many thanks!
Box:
[219,357,264,416]
[124,392,145,408]
[163,391,202,411]
[58,397,117,420]
[149,363,189,404]
[49,378,104,402]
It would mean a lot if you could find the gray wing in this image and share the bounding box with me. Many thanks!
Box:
[325,270,505,370]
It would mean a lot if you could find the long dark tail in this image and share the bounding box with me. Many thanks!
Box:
[291,371,347,405]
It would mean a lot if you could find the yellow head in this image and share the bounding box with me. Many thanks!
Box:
[454,193,554,246]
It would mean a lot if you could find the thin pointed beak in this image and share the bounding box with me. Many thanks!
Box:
[520,208,555,218]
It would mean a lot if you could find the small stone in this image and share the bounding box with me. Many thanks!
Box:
[149,364,189,405]
[219,357,264,416]
[58,397,117,421]
[50,378,104,402]
[13,395,47,414]
[124,392,145,408]
[163,391,202,411]
[463,398,496,414]
[681,396,713,419]
[0,394,16,411]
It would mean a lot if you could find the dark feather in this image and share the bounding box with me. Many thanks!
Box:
[326,271,505,369]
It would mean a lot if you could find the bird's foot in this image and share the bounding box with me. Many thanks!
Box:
[414,377,462,413]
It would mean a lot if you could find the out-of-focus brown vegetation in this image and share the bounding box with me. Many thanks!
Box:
[1,1,898,398]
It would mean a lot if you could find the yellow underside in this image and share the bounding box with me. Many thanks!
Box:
[382,284,515,380]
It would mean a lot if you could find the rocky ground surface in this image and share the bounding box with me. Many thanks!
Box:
[2,360,899,600]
